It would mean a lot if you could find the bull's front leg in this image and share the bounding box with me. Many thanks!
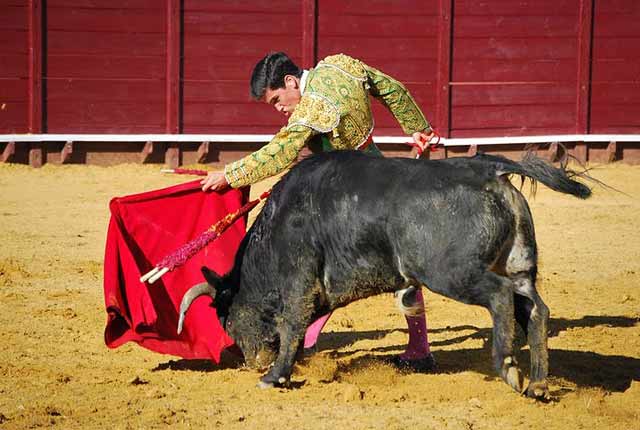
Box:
[258,272,323,389]
[258,325,305,389]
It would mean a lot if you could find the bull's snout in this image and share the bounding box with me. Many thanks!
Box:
[243,347,276,370]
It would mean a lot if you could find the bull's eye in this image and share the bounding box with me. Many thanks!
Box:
[227,320,232,328]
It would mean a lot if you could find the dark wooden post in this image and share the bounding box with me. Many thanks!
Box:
[28,0,43,167]
[576,0,594,135]
[165,0,181,168]
[436,0,453,139]
[302,0,317,69]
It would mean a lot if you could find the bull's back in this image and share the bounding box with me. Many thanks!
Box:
[246,152,516,303]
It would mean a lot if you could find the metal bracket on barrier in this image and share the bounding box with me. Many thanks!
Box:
[197,141,210,163]
[1,141,15,162]
[606,141,617,163]
[61,141,73,163]
[165,143,179,169]
[547,142,559,162]
[140,141,154,163]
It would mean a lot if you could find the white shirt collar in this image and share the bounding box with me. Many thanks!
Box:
[300,69,310,95]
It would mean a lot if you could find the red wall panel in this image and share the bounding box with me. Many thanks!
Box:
[46,0,160,7]
[44,0,166,133]
[590,0,640,133]
[1,0,640,138]
[181,0,303,133]
[454,0,579,15]
[317,0,439,136]
[46,56,165,80]
[0,2,28,133]
[450,0,582,137]
[450,83,577,137]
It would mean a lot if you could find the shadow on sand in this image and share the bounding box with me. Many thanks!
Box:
[151,346,244,373]
[322,315,640,393]
[153,315,639,393]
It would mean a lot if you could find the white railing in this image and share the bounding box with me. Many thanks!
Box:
[1,133,637,166]
[1,133,638,145]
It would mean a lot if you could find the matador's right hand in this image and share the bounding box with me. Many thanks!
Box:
[201,171,230,192]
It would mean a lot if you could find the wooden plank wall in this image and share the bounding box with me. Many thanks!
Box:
[181,0,302,134]
[0,0,29,133]
[316,0,439,136]
[45,0,166,133]
[590,0,640,134]
[450,0,581,137]
[0,0,639,139]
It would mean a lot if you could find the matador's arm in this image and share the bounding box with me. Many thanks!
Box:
[224,93,339,189]
[363,63,431,135]
[224,125,316,189]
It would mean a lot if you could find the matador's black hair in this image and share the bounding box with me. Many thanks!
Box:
[249,52,302,100]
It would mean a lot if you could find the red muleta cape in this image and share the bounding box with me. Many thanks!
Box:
[103,180,248,362]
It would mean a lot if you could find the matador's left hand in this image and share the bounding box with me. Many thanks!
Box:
[410,130,437,158]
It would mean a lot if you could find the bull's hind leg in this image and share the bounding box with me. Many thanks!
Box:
[428,271,523,393]
[512,273,550,400]
[502,184,551,399]
[483,273,524,393]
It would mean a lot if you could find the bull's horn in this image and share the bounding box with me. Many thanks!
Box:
[177,282,216,334]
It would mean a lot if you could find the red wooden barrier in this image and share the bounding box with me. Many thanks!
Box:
[1,0,640,165]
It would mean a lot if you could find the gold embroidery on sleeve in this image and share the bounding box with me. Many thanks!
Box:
[287,93,340,133]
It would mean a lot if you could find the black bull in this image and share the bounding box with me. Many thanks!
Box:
[179,151,590,399]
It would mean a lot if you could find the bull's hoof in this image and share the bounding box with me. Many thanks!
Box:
[501,357,523,393]
[258,374,290,389]
[525,381,551,401]
[387,354,437,373]
[257,380,274,390]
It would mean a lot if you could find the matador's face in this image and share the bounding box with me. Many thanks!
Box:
[264,75,301,118]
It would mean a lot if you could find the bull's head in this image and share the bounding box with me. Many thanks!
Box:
[177,266,278,369]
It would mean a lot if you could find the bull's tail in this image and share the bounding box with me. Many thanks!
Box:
[177,282,216,334]
[491,152,591,199]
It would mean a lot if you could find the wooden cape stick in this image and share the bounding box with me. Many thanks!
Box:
[140,190,271,284]
[161,168,209,176]
[141,134,438,284]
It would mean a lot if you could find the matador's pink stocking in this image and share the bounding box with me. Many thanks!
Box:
[303,288,431,358]
[304,313,331,349]
[398,287,431,360]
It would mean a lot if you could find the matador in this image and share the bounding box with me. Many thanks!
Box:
[201,52,436,372]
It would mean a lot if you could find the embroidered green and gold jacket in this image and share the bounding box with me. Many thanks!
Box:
[224,54,431,188]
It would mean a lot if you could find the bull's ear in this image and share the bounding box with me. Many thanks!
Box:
[201,265,224,289]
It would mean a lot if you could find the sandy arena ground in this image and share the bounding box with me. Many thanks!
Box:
[0,157,638,429]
